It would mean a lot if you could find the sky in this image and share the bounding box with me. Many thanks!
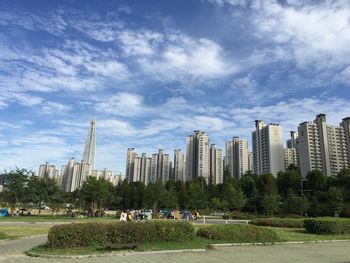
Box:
[1,0,350,174]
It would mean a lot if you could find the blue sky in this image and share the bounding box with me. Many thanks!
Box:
[1,0,350,174]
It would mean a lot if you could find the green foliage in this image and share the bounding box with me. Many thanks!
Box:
[277,170,302,197]
[250,218,304,228]
[261,194,280,215]
[327,187,343,215]
[256,173,278,196]
[306,170,328,191]
[282,189,309,216]
[197,224,280,243]
[239,175,258,198]
[48,221,195,248]
[304,218,350,235]
[81,176,113,215]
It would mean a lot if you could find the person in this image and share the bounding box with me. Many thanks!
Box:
[119,210,127,222]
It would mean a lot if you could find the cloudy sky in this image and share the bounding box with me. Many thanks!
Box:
[1,0,350,174]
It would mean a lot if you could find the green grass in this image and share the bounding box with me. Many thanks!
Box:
[271,227,350,241]
[0,225,51,239]
[0,216,118,222]
[0,231,9,239]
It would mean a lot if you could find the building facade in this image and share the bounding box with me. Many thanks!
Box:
[225,137,249,180]
[185,131,210,183]
[252,120,285,176]
[298,114,349,177]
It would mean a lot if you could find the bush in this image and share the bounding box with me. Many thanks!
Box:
[229,211,259,220]
[250,218,304,228]
[197,224,280,243]
[48,221,195,248]
[304,218,350,235]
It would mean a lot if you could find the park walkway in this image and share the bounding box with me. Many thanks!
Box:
[1,235,350,263]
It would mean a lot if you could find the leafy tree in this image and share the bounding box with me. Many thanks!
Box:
[327,187,343,216]
[2,168,31,208]
[185,180,207,210]
[277,170,302,197]
[81,176,113,217]
[174,180,186,210]
[145,180,165,209]
[261,194,280,215]
[282,189,309,216]
[306,170,327,192]
[256,173,278,196]
[209,197,225,211]
[26,176,63,216]
[239,175,258,198]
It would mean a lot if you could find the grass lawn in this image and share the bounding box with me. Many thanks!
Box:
[0,225,51,239]
[0,215,119,222]
[271,227,350,242]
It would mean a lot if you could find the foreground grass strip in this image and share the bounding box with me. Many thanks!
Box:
[0,225,51,239]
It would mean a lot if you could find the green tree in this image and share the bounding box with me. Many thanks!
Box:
[306,170,327,192]
[81,176,113,217]
[239,175,258,198]
[261,194,280,215]
[327,187,343,216]
[256,173,278,196]
[2,168,31,208]
[26,176,63,216]
[277,170,302,197]
[282,189,309,216]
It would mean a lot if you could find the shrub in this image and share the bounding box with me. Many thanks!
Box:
[304,218,350,235]
[197,224,280,243]
[48,221,195,248]
[229,211,259,220]
[250,218,304,228]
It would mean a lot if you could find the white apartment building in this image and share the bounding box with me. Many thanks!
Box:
[225,137,249,180]
[252,120,285,176]
[174,149,185,181]
[38,162,59,179]
[284,131,299,170]
[248,152,254,172]
[298,114,349,177]
[185,131,210,183]
[210,144,223,184]
[61,159,91,192]
[126,148,137,183]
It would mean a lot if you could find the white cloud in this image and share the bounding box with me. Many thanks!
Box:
[94,93,146,117]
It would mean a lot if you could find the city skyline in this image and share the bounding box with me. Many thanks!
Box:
[1,0,350,174]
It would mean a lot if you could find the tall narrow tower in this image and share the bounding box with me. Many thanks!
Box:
[82,117,96,175]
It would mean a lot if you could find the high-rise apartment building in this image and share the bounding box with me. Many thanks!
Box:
[38,162,59,179]
[210,144,223,184]
[284,131,299,170]
[174,149,185,181]
[252,120,284,176]
[225,137,249,180]
[61,158,90,192]
[248,152,254,172]
[126,148,137,183]
[82,118,96,175]
[185,131,210,182]
[298,114,349,177]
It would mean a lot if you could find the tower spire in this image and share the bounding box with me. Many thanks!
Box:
[82,117,96,175]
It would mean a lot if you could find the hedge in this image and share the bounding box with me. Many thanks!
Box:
[197,224,280,243]
[48,221,195,248]
[304,218,350,235]
[249,218,304,228]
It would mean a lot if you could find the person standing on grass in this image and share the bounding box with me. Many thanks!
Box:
[120,210,127,222]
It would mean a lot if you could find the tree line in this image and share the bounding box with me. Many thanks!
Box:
[1,165,349,217]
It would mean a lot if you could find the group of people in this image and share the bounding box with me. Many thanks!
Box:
[119,210,151,222]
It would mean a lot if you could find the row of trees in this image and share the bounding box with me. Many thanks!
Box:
[1,165,349,217]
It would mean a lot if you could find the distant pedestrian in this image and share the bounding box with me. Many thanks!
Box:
[120,210,127,222]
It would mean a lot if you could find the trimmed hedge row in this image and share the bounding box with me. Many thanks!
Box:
[249,218,304,228]
[48,221,195,248]
[304,218,350,235]
[197,224,280,243]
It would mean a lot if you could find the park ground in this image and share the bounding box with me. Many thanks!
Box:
[1,217,350,262]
